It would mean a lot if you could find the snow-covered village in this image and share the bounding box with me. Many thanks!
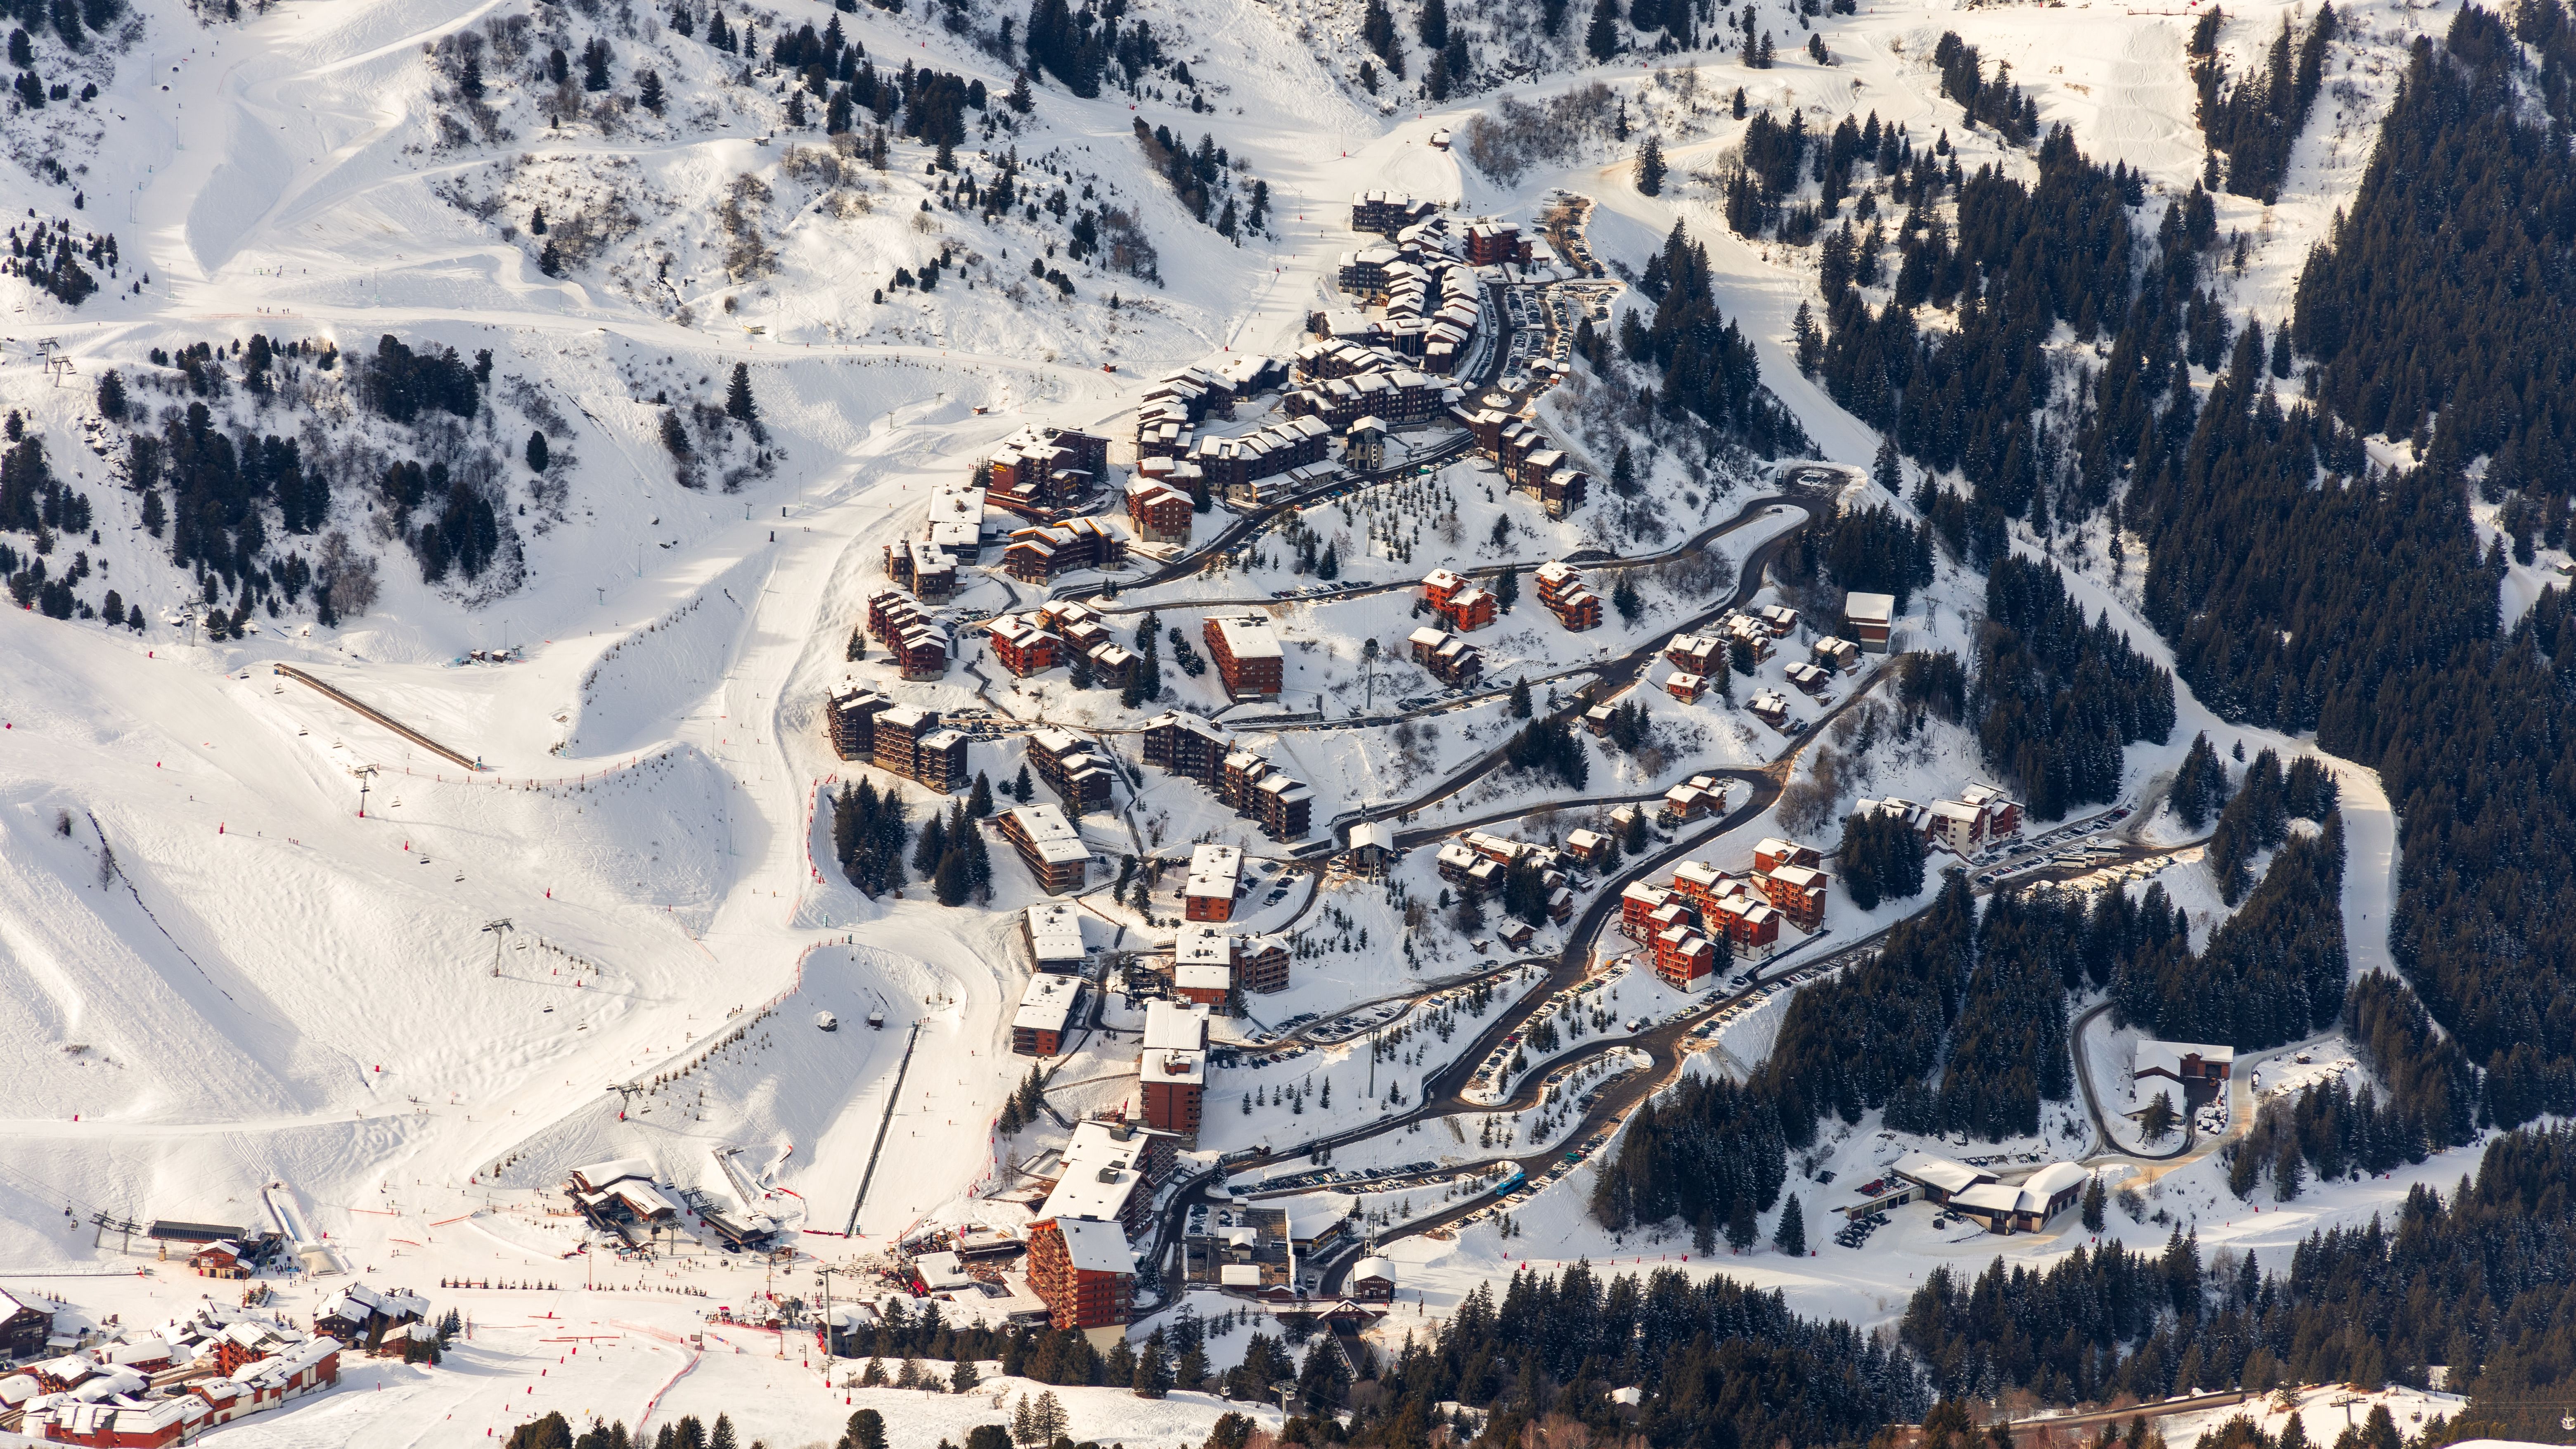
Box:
[1,0,2572,1446]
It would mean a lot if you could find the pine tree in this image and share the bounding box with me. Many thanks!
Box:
[1636,134,1667,196]
[1586,0,1620,61]
[526,431,550,472]
[1007,70,1033,112]
[949,1357,980,1393]
[1012,764,1033,802]
[1773,1194,1807,1255]
[2080,1173,2107,1230]
[848,626,866,661]
[639,68,665,115]
[1011,1395,1035,1446]
[968,771,994,818]
[660,410,691,457]
[1872,435,1903,494]
[96,369,126,421]
[1509,677,1532,717]
[839,1409,888,1449]
[709,1416,736,1449]
[1725,1192,1758,1250]
[582,37,611,91]
[459,52,485,99]
[539,240,562,276]
[2139,1090,2179,1144]
[725,363,759,426]
[1495,564,1520,612]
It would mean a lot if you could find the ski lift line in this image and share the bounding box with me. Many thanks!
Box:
[844,1020,926,1237]
[272,664,480,771]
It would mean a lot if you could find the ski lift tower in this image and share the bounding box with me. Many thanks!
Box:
[482,919,513,976]
[37,339,75,386]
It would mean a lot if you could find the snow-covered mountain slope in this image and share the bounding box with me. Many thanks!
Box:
[0,0,2443,1437]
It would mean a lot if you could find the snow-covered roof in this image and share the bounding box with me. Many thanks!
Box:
[1054,1217,1134,1275]
[2133,1040,2236,1078]
[1142,999,1210,1051]
[2017,1162,2092,1207]
[1219,1263,1264,1286]
[1352,1255,1396,1284]
[1209,614,1283,661]
[1891,1153,1994,1196]
[1013,973,1082,1036]
[570,1157,657,1192]
[1176,961,1233,992]
[1844,592,1896,625]
[1951,1182,2024,1215]
[1003,805,1089,865]
[1348,819,1396,852]
[1174,921,1232,968]
[1025,902,1086,964]
[912,1251,975,1290]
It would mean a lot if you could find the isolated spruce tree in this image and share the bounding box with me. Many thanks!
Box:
[639,67,665,115]
[838,1409,888,1449]
[659,410,691,457]
[581,37,610,90]
[847,626,866,661]
[1586,0,1620,60]
[1635,134,1666,196]
[725,363,758,426]
[459,52,485,99]
[2080,1173,2106,1231]
[539,239,562,276]
[1772,1194,1806,1255]
[1509,677,1532,717]
[95,369,125,420]
[526,431,550,472]
[968,771,994,818]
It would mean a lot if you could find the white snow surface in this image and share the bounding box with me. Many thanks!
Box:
[0,0,2452,1436]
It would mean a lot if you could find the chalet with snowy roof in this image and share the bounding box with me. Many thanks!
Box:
[1665,671,1706,703]
[1563,827,1609,866]
[1748,689,1792,728]
[311,1283,426,1352]
[1665,632,1727,676]
[1024,902,1087,973]
[1758,604,1800,637]
[1408,625,1485,687]
[1422,569,1498,632]
[1652,926,1721,990]
[1183,843,1245,922]
[0,1289,53,1361]
[1027,1217,1134,1342]
[1946,1162,2093,1235]
[1139,1000,1210,1140]
[1845,592,1896,653]
[1012,972,1085,1057]
[1535,561,1601,631]
[1346,818,1397,876]
[1813,636,1861,673]
[1890,1152,1998,1207]
[987,613,1061,677]
[1463,220,1532,266]
[1172,923,1234,1008]
[883,537,959,601]
[1722,613,1775,661]
[1351,190,1439,235]
[1002,517,1123,583]
[1345,415,1387,471]
[871,706,969,793]
[828,684,894,761]
[1204,614,1285,701]
[1027,728,1115,814]
[1785,661,1833,696]
[998,804,1090,895]
[1140,712,1231,786]
[1125,477,1195,545]
[2132,1040,2235,1107]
